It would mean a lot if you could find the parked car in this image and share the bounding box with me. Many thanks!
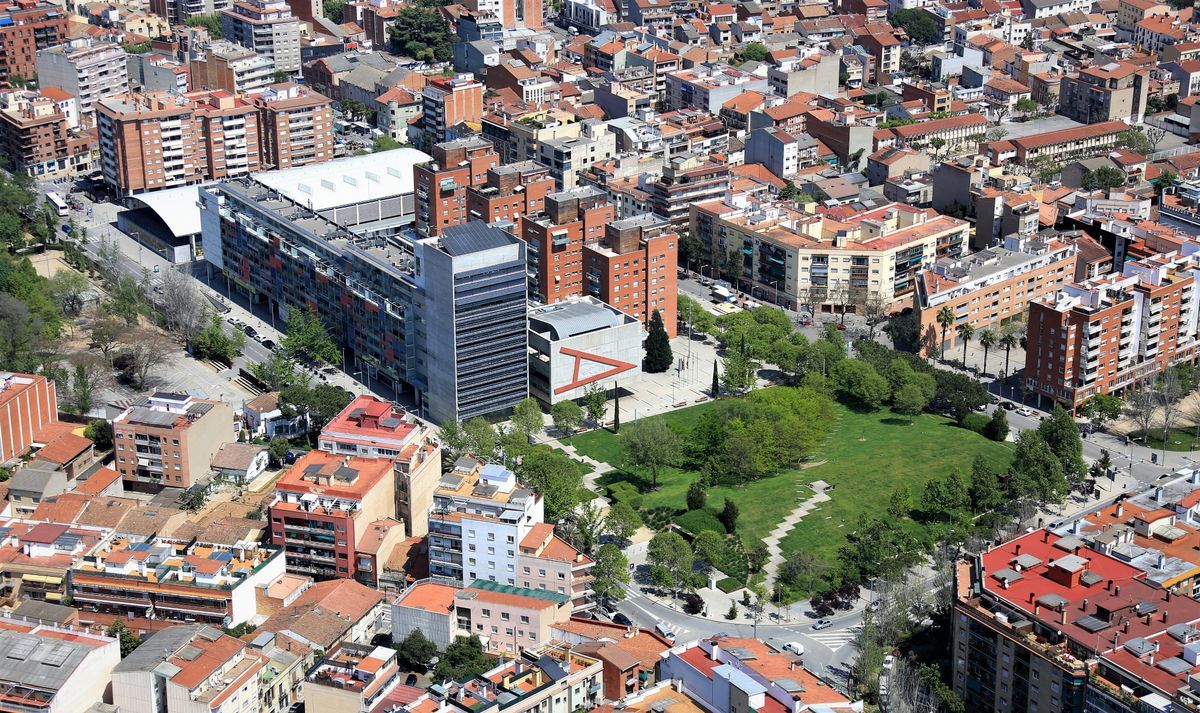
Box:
[1017,407,1034,417]
[812,619,832,630]
[869,600,882,612]
[243,325,258,338]
[783,641,805,656]
[612,613,633,627]
[1001,401,1016,411]
[262,339,276,350]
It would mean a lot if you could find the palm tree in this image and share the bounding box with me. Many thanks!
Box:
[1000,333,1019,379]
[978,329,996,376]
[957,323,975,364]
[936,306,955,360]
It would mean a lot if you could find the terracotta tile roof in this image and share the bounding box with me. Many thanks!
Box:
[395,580,457,613]
[74,466,120,495]
[210,443,265,472]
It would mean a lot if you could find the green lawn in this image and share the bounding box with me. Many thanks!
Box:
[567,392,1015,585]
[1131,428,1200,452]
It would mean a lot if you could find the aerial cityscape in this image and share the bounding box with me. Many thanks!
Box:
[3,0,1200,710]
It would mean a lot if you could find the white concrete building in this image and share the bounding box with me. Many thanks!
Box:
[36,39,129,126]
[527,297,645,404]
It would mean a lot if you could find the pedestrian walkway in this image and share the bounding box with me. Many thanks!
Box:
[761,481,832,582]
[808,628,858,651]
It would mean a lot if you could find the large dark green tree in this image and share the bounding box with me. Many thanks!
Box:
[388,6,453,62]
[644,309,673,373]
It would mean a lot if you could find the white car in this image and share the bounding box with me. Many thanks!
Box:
[783,641,805,656]
[1017,407,1034,417]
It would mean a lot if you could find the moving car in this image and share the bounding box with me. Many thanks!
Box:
[1017,407,1034,417]
[812,619,833,630]
[612,613,633,627]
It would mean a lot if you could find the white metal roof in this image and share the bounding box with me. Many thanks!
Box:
[254,149,432,211]
[129,184,204,238]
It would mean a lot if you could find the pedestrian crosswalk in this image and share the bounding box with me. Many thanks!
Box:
[807,630,858,650]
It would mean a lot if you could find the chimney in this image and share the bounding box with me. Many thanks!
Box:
[1016,544,1022,554]
[1115,585,1121,597]
[1156,486,1165,503]
[1124,620,1131,633]
[1107,579,1114,591]
[1081,598,1089,611]
[1061,609,1067,625]
[1117,502,1124,517]
[1163,611,1170,624]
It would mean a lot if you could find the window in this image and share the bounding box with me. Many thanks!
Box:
[501,612,510,621]
[520,615,529,624]
[482,609,490,616]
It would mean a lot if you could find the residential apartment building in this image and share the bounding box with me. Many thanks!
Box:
[465,161,554,226]
[253,82,334,170]
[517,522,594,613]
[420,74,483,149]
[519,185,614,306]
[0,519,101,606]
[641,153,730,229]
[692,192,970,311]
[660,637,858,712]
[745,127,820,181]
[442,644,602,712]
[96,92,202,198]
[221,0,301,74]
[1059,61,1150,124]
[150,0,232,27]
[952,528,1200,712]
[0,2,68,84]
[111,391,234,492]
[113,625,266,713]
[35,39,129,126]
[583,213,679,337]
[392,579,573,655]
[200,182,528,423]
[268,449,395,581]
[189,40,276,95]
[767,50,840,97]
[413,136,499,238]
[71,537,284,627]
[0,613,120,713]
[190,90,260,180]
[461,0,543,29]
[303,643,400,713]
[0,372,58,465]
[316,395,442,539]
[538,119,617,190]
[1025,242,1200,411]
[665,62,770,114]
[428,458,544,585]
[914,234,1078,356]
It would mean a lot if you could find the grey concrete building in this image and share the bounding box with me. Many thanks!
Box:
[36,38,129,125]
[221,0,301,74]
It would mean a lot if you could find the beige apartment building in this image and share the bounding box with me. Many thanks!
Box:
[691,192,971,311]
[517,523,595,613]
[112,391,234,492]
[189,40,276,95]
[35,38,129,126]
[190,90,260,179]
[914,234,1078,357]
[254,82,334,169]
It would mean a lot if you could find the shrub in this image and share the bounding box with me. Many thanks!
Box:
[960,412,990,434]
[607,481,643,510]
[676,509,725,536]
[726,602,739,620]
[682,592,704,615]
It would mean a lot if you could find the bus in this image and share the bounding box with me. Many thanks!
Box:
[711,285,735,302]
[46,192,68,217]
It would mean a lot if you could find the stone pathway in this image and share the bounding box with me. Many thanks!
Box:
[555,439,615,505]
[761,480,833,582]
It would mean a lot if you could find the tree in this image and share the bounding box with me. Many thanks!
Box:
[923,470,969,526]
[323,0,346,23]
[1154,170,1178,201]
[726,602,739,620]
[605,501,642,542]
[550,400,584,435]
[692,530,727,574]
[888,484,912,519]
[686,480,707,511]
[67,357,106,415]
[1145,125,1168,152]
[978,329,996,375]
[1082,393,1122,431]
[621,418,681,488]
[1091,449,1115,484]
[184,13,223,37]
[647,531,694,601]
[984,407,1009,442]
[159,268,208,345]
[582,385,606,426]
[747,542,769,574]
[192,313,245,363]
[119,329,171,389]
[462,417,498,458]
[956,322,975,364]
[515,447,582,521]
[249,354,303,391]
[892,9,941,43]
[718,497,739,534]
[511,397,544,438]
[106,620,143,658]
[46,270,90,317]
[279,383,353,443]
[969,456,1003,513]
[893,382,928,423]
[644,309,673,373]
[1118,129,1153,156]
[177,484,208,513]
[740,41,769,62]
[1014,97,1038,114]
[283,307,339,365]
[678,294,714,336]
[268,437,290,467]
[1082,166,1127,191]
[831,359,890,410]
[1157,371,1184,460]
[999,332,1019,378]
[591,543,630,609]
[388,6,453,62]
[562,501,606,556]
[393,629,436,671]
[613,388,620,432]
[84,419,114,451]
[1009,430,1067,502]
[434,636,491,682]
[1038,405,1086,488]
[1125,381,1157,443]
[935,306,955,359]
